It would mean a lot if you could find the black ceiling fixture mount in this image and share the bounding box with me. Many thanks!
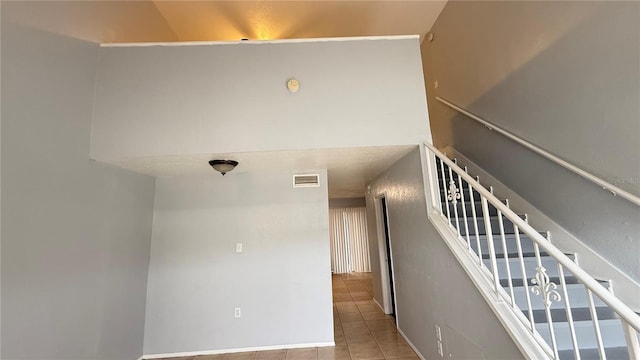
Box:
[209,160,238,176]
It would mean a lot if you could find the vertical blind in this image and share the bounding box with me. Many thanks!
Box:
[329,207,371,273]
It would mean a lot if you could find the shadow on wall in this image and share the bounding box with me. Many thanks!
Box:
[422,1,599,149]
[422,1,640,281]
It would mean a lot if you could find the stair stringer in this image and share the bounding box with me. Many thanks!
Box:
[419,144,553,359]
[442,145,640,312]
[427,211,554,360]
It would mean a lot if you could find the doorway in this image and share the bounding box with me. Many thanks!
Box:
[376,195,397,318]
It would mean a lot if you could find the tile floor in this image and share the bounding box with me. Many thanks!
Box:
[157,272,418,360]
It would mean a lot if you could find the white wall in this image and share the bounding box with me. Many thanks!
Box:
[91,37,429,162]
[366,149,523,359]
[143,170,333,355]
[422,1,640,282]
[1,19,155,360]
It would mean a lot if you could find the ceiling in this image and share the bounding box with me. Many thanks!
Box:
[4,0,445,198]
[3,1,447,43]
[114,145,418,199]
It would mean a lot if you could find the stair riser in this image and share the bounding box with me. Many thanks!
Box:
[436,159,629,358]
[512,285,607,311]
[442,202,499,217]
[536,319,626,351]
[439,189,477,204]
[469,235,537,256]
[559,347,630,360]
[449,217,517,235]
[483,256,558,280]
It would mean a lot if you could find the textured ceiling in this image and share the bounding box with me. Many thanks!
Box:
[3,0,442,197]
[113,146,418,199]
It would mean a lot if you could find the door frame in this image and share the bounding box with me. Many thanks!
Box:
[374,193,398,322]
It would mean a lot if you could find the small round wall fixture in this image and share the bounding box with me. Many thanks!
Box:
[209,160,238,176]
[287,78,300,93]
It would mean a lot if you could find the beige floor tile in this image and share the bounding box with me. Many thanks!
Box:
[347,344,384,360]
[344,331,376,344]
[317,346,351,360]
[285,348,318,360]
[339,312,365,323]
[353,300,374,305]
[334,335,348,347]
[336,305,358,311]
[369,330,401,343]
[335,300,357,306]
[224,352,257,360]
[360,311,389,321]
[256,350,287,360]
[334,293,353,302]
[346,286,366,292]
[341,323,369,335]
[355,304,380,313]
[378,342,416,358]
[371,331,405,345]
[341,318,366,327]
[333,287,350,294]
[365,318,395,327]
[344,334,377,347]
[349,292,370,301]
[195,355,224,360]
[336,304,360,313]
[367,321,397,333]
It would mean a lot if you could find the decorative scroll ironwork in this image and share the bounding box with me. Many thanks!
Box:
[447,180,461,205]
[531,266,562,307]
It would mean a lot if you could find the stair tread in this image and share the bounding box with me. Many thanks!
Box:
[529,306,618,323]
[503,276,580,287]
[503,276,610,288]
[558,346,629,360]
[481,251,549,259]
[435,158,630,357]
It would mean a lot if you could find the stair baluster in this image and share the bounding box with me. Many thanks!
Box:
[427,144,640,360]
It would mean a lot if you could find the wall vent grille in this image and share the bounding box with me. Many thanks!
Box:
[293,174,320,188]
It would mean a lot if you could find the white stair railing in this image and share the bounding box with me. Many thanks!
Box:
[423,142,640,360]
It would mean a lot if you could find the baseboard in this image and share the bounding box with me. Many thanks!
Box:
[397,328,426,360]
[373,297,385,313]
[142,342,335,359]
[442,145,640,312]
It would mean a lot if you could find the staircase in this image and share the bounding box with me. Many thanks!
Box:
[433,155,639,360]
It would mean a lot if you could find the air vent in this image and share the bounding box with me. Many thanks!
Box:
[293,174,320,188]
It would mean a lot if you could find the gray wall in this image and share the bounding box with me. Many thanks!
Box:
[91,37,429,162]
[144,170,333,355]
[366,148,523,359]
[422,1,640,281]
[1,20,156,360]
[329,197,366,209]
